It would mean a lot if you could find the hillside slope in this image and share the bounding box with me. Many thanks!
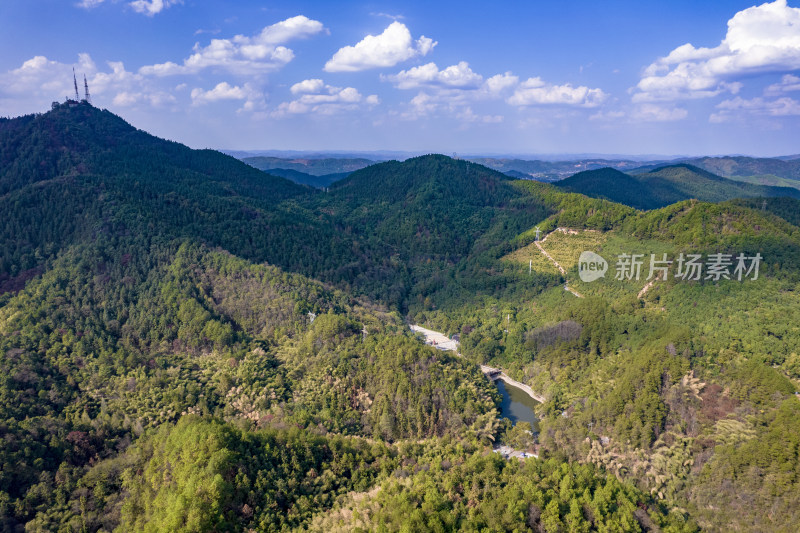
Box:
[687,155,800,180]
[248,167,349,188]
[242,155,375,175]
[0,102,383,290]
[556,164,800,209]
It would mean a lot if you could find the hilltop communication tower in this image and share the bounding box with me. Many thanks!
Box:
[83,74,91,104]
[72,68,80,101]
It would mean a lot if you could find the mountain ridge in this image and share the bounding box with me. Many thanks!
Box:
[555,163,800,209]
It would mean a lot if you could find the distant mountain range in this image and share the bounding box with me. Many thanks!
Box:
[252,167,351,189]
[469,155,800,183]
[233,152,800,187]
[555,164,800,210]
[242,155,376,176]
[681,155,800,181]
[465,157,664,181]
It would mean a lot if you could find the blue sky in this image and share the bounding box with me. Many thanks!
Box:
[1,0,799,156]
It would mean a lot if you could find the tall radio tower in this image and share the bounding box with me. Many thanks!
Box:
[83,74,91,104]
[72,68,80,101]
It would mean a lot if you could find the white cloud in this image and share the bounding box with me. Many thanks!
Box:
[457,106,503,123]
[588,110,626,121]
[507,77,607,107]
[384,61,605,121]
[129,0,181,16]
[76,0,181,15]
[710,95,800,121]
[382,62,483,90]
[77,0,105,8]
[632,104,689,122]
[112,90,176,107]
[140,15,325,76]
[370,12,405,20]
[766,73,800,94]
[484,72,519,95]
[324,22,436,72]
[290,78,325,94]
[274,80,376,116]
[191,82,246,103]
[634,0,800,102]
[0,53,176,112]
[190,82,265,114]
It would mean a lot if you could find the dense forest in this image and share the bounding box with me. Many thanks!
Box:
[556,164,800,209]
[1,103,798,531]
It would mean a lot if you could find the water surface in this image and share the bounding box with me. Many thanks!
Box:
[496,379,540,432]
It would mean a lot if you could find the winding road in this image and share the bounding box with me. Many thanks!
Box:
[410,325,545,403]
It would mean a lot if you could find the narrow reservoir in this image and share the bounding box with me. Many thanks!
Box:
[496,379,540,431]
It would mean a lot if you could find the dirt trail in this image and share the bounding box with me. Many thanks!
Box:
[637,271,665,299]
[534,228,585,298]
[534,241,565,275]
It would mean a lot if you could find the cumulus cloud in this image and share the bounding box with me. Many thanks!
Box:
[634,0,800,102]
[382,62,483,90]
[507,77,607,107]
[324,22,436,72]
[484,72,519,95]
[274,79,378,116]
[0,53,176,112]
[129,0,182,16]
[766,73,800,94]
[140,15,325,76]
[189,82,267,115]
[191,82,243,103]
[77,0,181,15]
[456,106,503,124]
[398,90,505,122]
[383,60,606,121]
[290,78,325,94]
[710,95,800,122]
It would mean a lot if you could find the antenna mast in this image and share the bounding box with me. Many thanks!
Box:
[83,74,91,104]
[72,68,79,101]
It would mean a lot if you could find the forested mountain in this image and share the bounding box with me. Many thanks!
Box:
[1,103,799,532]
[428,179,800,531]
[556,164,800,209]
[242,155,375,176]
[305,155,554,312]
[246,167,349,188]
[685,155,800,180]
[0,102,408,300]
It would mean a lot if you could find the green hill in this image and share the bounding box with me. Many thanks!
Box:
[3,104,800,532]
[554,167,663,209]
[556,164,800,209]
[0,102,382,289]
[248,167,349,188]
[0,107,513,531]
[242,155,375,175]
[320,154,551,253]
[687,155,800,180]
[306,154,554,311]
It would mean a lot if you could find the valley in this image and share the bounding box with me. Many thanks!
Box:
[0,103,799,532]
